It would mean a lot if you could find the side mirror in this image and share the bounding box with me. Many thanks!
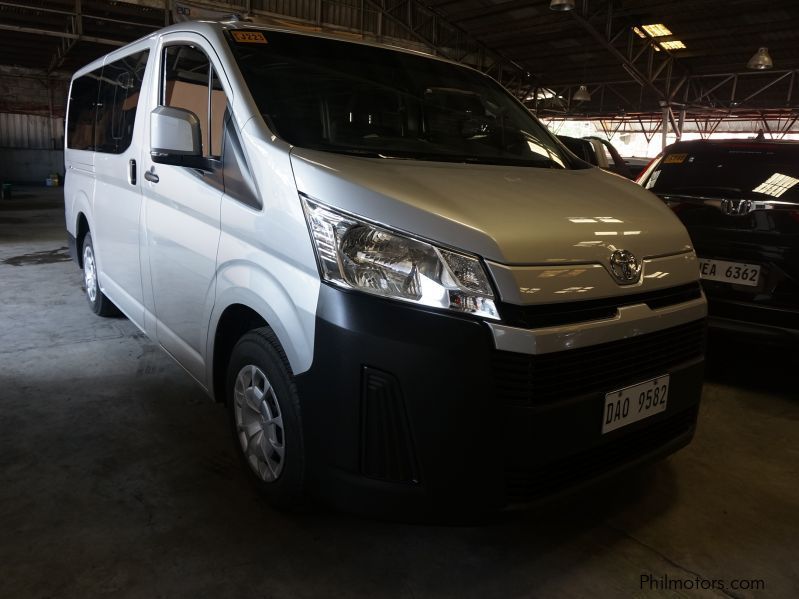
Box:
[150,106,210,170]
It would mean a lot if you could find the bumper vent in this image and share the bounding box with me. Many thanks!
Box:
[494,319,706,406]
[499,282,702,329]
[360,367,419,483]
[506,407,698,498]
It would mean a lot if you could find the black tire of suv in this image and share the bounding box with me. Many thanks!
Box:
[82,233,120,317]
[226,327,306,510]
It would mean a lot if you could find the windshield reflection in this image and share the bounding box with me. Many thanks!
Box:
[228,30,582,169]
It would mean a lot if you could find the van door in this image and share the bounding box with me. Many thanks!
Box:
[142,38,228,382]
[92,47,151,326]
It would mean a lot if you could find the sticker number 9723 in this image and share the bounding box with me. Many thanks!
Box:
[231,31,268,43]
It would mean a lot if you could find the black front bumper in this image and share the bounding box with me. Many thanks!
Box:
[296,285,704,518]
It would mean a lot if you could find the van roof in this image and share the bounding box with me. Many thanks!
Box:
[71,19,464,80]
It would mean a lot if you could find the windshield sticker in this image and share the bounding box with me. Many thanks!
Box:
[752,173,799,198]
[231,31,268,44]
[645,170,661,189]
[664,153,688,164]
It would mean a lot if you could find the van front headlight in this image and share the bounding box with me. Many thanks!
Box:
[302,197,499,320]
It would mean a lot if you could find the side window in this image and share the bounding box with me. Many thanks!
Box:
[222,116,261,210]
[210,69,226,157]
[95,50,149,154]
[67,71,101,150]
[161,43,259,208]
[162,45,224,158]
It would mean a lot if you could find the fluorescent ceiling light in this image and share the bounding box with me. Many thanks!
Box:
[660,40,686,50]
[639,23,673,37]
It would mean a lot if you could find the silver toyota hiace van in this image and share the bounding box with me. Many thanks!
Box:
[64,21,707,517]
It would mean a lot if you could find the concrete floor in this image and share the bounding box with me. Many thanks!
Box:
[1,187,797,599]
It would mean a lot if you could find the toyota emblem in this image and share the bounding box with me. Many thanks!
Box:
[609,249,641,284]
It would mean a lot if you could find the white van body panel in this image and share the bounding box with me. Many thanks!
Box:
[140,31,226,383]
[208,119,321,383]
[64,186,93,242]
[93,38,155,330]
[64,23,321,398]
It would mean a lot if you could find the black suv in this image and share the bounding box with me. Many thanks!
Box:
[638,139,799,344]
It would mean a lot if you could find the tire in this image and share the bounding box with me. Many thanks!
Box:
[226,327,305,509]
[81,233,120,317]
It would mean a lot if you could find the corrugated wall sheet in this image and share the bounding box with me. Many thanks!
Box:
[0,113,64,149]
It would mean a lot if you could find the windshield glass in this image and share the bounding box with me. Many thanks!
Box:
[646,143,799,202]
[227,30,582,169]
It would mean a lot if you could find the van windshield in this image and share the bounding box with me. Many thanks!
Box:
[227,30,582,169]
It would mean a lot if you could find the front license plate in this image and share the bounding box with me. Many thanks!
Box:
[602,375,670,434]
[699,258,760,287]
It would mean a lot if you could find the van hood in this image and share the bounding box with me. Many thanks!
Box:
[290,148,693,265]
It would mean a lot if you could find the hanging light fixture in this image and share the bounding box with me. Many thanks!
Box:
[549,0,576,11]
[747,47,773,70]
[573,85,591,102]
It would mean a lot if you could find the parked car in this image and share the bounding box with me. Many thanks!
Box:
[558,135,634,178]
[623,156,652,180]
[64,21,707,518]
[637,139,799,344]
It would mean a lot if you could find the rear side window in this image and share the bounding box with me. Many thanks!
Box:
[95,50,149,154]
[66,50,149,153]
[67,71,101,150]
[646,144,799,201]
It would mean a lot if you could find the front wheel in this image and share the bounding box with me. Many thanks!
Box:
[82,233,119,317]
[226,328,305,509]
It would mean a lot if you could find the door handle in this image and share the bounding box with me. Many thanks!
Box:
[128,159,137,185]
[144,170,159,184]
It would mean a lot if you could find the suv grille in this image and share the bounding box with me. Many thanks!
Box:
[494,319,706,406]
[499,282,702,329]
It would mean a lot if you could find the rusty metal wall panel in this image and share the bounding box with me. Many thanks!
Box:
[0,113,64,149]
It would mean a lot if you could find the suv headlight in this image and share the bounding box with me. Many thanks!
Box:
[302,197,499,320]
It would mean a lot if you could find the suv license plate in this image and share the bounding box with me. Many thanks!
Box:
[602,375,670,434]
[699,258,760,287]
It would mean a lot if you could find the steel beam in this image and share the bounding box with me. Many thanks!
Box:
[0,22,125,46]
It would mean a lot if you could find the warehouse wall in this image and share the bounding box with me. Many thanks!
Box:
[0,67,68,185]
[0,113,65,184]
[0,148,64,185]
